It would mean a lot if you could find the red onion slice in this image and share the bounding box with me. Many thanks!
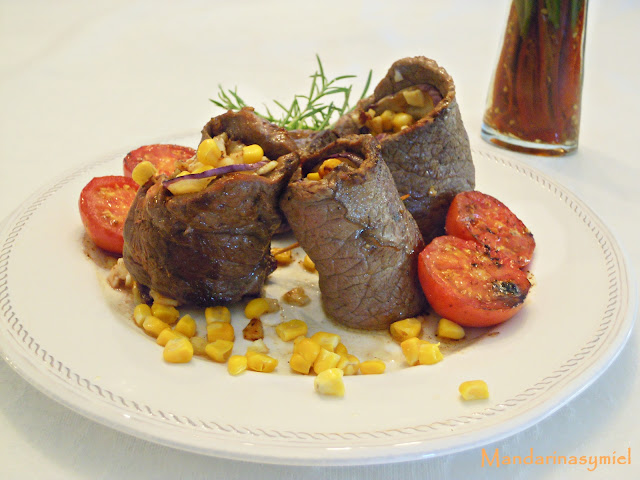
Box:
[417,84,443,106]
[163,160,269,187]
[326,152,363,165]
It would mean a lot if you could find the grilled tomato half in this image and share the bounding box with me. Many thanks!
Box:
[79,175,138,254]
[445,190,535,269]
[418,236,531,327]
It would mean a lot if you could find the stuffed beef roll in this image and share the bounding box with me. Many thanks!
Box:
[280,135,425,330]
[334,56,475,242]
[123,108,299,305]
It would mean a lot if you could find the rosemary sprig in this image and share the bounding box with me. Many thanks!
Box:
[210,55,372,131]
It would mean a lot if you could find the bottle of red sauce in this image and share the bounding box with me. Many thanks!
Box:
[481,0,587,156]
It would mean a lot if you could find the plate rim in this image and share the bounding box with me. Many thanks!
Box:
[0,140,636,466]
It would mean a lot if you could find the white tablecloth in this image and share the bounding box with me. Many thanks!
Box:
[1,1,638,478]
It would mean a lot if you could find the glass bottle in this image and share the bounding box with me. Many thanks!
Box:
[481,0,588,155]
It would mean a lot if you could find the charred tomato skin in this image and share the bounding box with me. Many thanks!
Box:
[123,144,195,178]
[79,175,138,254]
[445,190,535,268]
[418,235,531,327]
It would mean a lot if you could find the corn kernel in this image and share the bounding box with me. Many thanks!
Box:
[293,337,321,364]
[244,298,270,319]
[190,336,208,356]
[318,158,342,178]
[359,360,386,375]
[205,306,231,324]
[289,352,312,374]
[314,368,345,397]
[402,88,425,107]
[242,144,264,164]
[246,353,278,373]
[149,289,179,306]
[389,317,422,342]
[142,315,170,337]
[337,354,360,376]
[281,286,311,306]
[302,255,316,272]
[400,337,426,366]
[459,380,489,400]
[391,112,414,132]
[156,328,185,346]
[418,342,443,365]
[310,332,341,352]
[380,109,395,131]
[246,338,269,354]
[334,343,348,356]
[366,115,384,134]
[197,138,222,166]
[227,355,248,375]
[133,303,152,327]
[306,172,321,181]
[206,322,235,342]
[163,337,194,363]
[437,318,465,340]
[273,249,293,265]
[275,319,308,341]
[313,348,341,374]
[151,303,180,325]
[174,314,197,338]
[205,339,234,363]
[131,160,157,186]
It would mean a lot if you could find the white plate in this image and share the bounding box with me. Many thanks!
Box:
[0,139,635,466]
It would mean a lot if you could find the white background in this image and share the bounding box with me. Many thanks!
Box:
[1,0,638,478]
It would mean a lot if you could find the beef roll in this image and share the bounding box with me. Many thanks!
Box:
[280,135,425,330]
[123,108,299,306]
[288,129,339,156]
[334,56,475,242]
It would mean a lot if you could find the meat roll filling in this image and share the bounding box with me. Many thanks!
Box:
[334,56,475,243]
[123,108,299,306]
[358,84,443,136]
[281,135,425,330]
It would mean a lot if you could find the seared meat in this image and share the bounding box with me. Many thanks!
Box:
[289,129,339,155]
[280,135,425,330]
[334,56,475,242]
[274,129,339,235]
[201,107,297,154]
[123,109,299,305]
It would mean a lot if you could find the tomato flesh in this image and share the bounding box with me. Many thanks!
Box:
[79,175,138,254]
[123,144,195,178]
[445,191,535,268]
[418,236,531,327]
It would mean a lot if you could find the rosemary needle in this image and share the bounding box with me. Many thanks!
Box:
[210,55,372,131]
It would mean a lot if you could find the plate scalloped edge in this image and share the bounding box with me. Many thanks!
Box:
[0,142,636,466]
